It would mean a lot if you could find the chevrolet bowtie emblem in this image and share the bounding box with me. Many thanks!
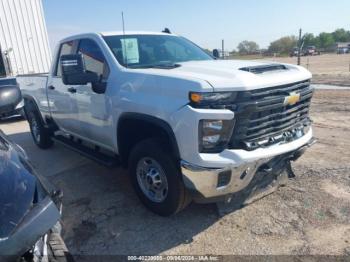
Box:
[284,92,301,106]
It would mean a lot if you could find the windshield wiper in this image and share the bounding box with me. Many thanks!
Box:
[132,63,181,69]
[150,63,181,69]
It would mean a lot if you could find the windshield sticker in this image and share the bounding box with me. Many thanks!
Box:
[121,38,139,64]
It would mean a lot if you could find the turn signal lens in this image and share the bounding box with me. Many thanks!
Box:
[190,93,203,103]
[189,91,238,109]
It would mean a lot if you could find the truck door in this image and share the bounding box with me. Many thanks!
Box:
[73,38,112,148]
[47,41,81,134]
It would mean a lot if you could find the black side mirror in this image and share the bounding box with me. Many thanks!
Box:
[213,49,220,59]
[91,82,107,94]
[0,81,22,115]
[60,54,99,85]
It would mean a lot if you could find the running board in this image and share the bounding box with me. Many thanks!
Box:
[53,135,120,167]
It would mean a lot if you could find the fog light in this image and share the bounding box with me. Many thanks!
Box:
[240,167,251,180]
[217,170,232,188]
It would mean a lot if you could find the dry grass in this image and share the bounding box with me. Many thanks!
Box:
[265,53,350,76]
[229,53,350,86]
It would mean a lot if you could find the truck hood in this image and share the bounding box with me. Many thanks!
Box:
[0,131,60,256]
[170,60,312,91]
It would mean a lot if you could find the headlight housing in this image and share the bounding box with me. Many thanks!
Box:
[190,91,237,153]
[199,119,235,153]
[189,92,238,109]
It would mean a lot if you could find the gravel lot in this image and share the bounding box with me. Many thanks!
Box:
[265,54,350,86]
[0,89,349,257]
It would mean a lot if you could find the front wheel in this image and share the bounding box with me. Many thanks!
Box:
[26,107,53,149]
[129,138,191,216]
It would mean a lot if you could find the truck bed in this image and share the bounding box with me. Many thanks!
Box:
[16,73,50,113]
[0,77,17,86]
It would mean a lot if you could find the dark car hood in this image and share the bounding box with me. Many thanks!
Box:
[0,130,61,257]
[0,133,37,239]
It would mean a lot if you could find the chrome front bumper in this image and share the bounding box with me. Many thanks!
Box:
[181,158,268,201]
[181,137,316,202]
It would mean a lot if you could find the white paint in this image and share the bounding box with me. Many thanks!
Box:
[19,32,314,169]
[0,0,51,75]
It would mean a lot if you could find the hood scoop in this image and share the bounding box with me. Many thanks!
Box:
[239,64,288,74]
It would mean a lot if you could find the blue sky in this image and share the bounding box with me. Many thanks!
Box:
[43,0,349,51]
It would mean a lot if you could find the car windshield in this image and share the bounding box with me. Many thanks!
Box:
[103,34,213,69]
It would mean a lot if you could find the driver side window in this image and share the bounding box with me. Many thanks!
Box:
[77,39,110,80]
[55,41,74,77]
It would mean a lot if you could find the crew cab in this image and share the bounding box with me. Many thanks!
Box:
[18,31,315,216]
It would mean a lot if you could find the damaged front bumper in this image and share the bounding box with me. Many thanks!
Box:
[181,137,317,203]
[0,197,61,257]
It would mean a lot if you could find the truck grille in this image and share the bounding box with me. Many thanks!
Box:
[229,80,313,150]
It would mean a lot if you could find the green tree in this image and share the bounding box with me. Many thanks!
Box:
[268,36,297,54]
[303,33,318,47]
[237,40,260,55]
[318,32,335,49]
[332,28,350,42]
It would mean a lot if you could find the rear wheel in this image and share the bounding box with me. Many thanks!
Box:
[129,138,191,216]
[25,104,53,149]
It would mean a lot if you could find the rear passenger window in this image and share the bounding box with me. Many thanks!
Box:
[78,39,109,80]
[55,41,74,77]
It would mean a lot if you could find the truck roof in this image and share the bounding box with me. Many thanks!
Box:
[59,31,177,44]
[101,31,176,36]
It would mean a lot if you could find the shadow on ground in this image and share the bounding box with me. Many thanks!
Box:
[7,131,220,255]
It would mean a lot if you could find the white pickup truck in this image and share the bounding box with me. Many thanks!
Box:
[18,31,315,216]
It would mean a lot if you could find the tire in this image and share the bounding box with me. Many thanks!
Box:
[129,138,191,216]
[25,104,53,149]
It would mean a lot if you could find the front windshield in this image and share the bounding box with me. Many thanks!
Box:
[103,34,213,68]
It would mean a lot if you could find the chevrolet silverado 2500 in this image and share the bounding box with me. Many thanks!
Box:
[18,31,315,216]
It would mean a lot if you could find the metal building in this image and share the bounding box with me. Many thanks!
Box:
[0,0,51,76]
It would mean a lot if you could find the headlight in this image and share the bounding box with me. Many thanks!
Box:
[199,119,235,153]
[189,92,237,109]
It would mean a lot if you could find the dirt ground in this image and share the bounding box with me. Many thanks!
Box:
[0,89,349,258]
[264,53,350,86]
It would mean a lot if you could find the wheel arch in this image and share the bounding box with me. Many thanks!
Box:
[22,94,44,122]
[117,113,180,167]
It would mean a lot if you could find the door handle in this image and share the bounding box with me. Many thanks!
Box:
[67,87,77,93]
[48,85,55,90]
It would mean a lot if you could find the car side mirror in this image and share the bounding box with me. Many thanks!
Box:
[0,82,22,115]
[91,82,107,94]
[213,49,220,59]
[60,54,99,85]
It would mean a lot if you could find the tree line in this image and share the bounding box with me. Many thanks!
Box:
[236,28,350,55]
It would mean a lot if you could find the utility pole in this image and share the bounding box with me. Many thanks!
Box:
[222,39,225,59]
[297,28,302,65]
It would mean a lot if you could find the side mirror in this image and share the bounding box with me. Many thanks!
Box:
[91,82,107,94]
[213,49,220,59]
[60,54,99,85]
[0,81,22,115]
